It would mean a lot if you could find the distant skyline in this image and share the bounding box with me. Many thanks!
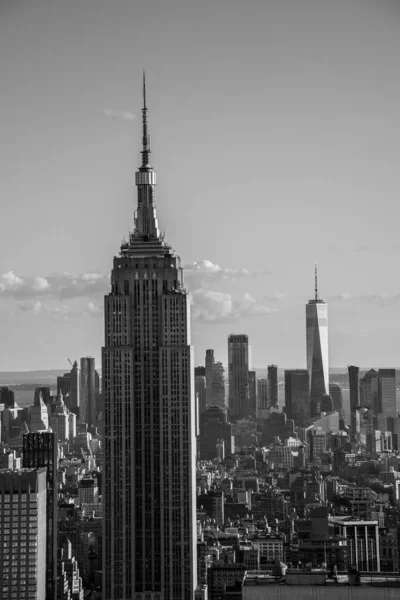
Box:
[2,0,400,369]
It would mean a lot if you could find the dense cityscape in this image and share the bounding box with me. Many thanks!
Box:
[1,79,400,600]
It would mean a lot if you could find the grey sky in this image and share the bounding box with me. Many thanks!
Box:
[1,0,400,369]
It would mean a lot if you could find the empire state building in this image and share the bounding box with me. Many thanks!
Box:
[102,75,197,600]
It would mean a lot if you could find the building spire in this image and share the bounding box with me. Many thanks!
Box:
[141,70,151,170]
[314,261,318,302]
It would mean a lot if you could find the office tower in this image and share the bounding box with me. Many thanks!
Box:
[284,369,310,427]
[102,76,197,600]
[0,386,15,408]
[80,357,96,427]
[199,406,234,460]
[0,467,47,600]
[267,364,278,407]
[22,432,58,600]
[35,387,52,405]
[329,383,343,414]
[348,365,360,432]
[306,264,329,417]
[29,391,49,432]
[248,370,257,416]
[378,369,397,417]
[228,334,250,419]
[205,349,215,407]
[49,394,70,441]
[57,361,80,417]
[257,379,269,410]
[212,361,226,409]
[359,369,378,412]
[195,372,207,415]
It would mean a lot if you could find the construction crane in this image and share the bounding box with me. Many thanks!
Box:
[68,358,74,368]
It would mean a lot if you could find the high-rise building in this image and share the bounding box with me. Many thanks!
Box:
[22,432,58,600]
[212,361,226,409]
[29,391,49,432]
[267,364,278,407]
[0,467,47,600]
[195,372,207,416]
[102,75,197,600]
[228,334,250,420]
[199,406,234,460]
[378,369,397,418]
[329,383,343,414]
[257,379,269,410]
[306,264,329,417]
[248,370,257,416]
[284,369,310,427]
[80,357,96,427]
[205,349,215,407]
[348,365,360,432]
[359,369,378,412]
[57,361,80,417]
[0,386,15,408]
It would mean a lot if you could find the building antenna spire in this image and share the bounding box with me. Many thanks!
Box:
[315,261,318,302]
[141,69,151,169]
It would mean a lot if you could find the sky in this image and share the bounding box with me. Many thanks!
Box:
[1,0,400,370]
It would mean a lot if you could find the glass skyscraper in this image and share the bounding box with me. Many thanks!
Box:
[102,75,197,600]
[306,265,329,417]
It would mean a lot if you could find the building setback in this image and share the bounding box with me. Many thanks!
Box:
[102,74,197,600]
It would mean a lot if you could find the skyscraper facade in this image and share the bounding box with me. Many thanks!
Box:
[228,334,250,420]
[0,468,47,600]
[80,357,96,427]
[22,432,58,600]
[306,265,329,417]
[248,370,257,416]
[348,365,360,432]
[378,369,397,418]
[284,369,310,427]
[205,349,215,407]
[102,76,197,600]
[267,364,278,407]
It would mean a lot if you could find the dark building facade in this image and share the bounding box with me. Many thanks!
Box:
[248,370,257,417]
[348,365,360,432]
[80,356,96,427]
[267,364,278,407]
[22,431,58,600]
[284,369,310,426]
[199,406,233,460]
[228,334,250,420]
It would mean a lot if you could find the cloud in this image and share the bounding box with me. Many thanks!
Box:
[0,271,24,292]
[191,289,277,323]
[87,302,102,316]
[0,271,109,300]
[103,109,136,121]
[183,259,254,290]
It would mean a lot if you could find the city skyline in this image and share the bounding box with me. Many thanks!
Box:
[2,0,400,369]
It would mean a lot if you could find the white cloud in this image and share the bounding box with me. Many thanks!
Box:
[191,289,277,323]
[87,302,102,316]
[0,271,24,292]
[103,109,136,121]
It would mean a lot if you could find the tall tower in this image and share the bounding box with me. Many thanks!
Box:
[102,74,197,600]
[22,432,58,600]
[228,334,249,420]
[306,263,329,417]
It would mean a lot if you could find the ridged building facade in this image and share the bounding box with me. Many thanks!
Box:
[102,75,197,600]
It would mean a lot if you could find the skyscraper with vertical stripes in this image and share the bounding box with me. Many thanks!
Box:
[102,74,197,600]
